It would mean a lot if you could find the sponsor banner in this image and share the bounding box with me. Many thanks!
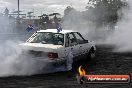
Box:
[77,75,130,84]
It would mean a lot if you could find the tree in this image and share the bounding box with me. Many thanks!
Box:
[86,0,128,26]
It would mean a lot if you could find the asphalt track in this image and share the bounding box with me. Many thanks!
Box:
[0,45,132,88]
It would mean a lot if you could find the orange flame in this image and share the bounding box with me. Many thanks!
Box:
[78,65,86,76]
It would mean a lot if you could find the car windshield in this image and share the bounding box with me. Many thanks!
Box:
[27,32,64,45]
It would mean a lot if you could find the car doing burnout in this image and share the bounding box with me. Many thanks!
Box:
[20,29,96,71]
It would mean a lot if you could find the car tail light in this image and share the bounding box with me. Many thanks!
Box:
[48,52,58,60]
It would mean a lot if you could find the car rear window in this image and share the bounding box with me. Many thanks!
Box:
[27,32,64,45]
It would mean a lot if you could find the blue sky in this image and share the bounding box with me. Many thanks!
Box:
[0,0,89,15]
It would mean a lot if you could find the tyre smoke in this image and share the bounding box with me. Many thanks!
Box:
[0,16,42,77]
[106,1,132,52]
[62,7,110,43]
[0,16,68,77]
[62,1,131,52]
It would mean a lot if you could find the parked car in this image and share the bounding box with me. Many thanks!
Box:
[20,29,96,71]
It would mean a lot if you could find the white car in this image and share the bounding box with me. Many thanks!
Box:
[20,29,96,71]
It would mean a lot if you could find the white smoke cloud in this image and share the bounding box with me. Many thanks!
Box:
[0,16,39,76]
[62,7,107,42]
[0,16,68,77]
[106,1,132,52]
[62,0,132,53]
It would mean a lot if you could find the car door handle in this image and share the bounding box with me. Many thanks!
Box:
[80,46,82,47]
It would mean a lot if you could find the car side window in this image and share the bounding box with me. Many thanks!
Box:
[73,32,85,44]
[68,33,78,46]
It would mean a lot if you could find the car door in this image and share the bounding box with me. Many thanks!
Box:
[73,32,91,56]
[64,33,80,60]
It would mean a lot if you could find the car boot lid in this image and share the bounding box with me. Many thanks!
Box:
[19,43,63,52]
